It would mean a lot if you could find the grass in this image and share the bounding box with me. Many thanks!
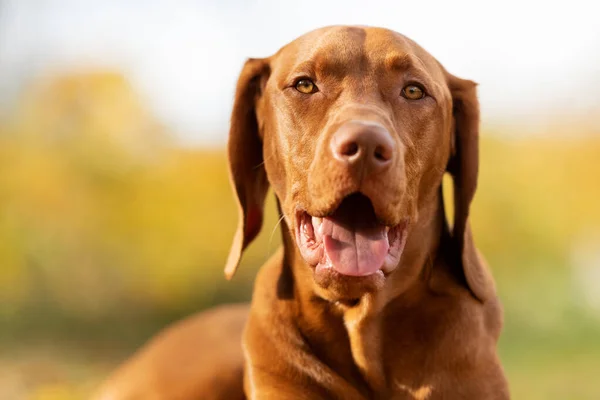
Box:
[2,261,599,399]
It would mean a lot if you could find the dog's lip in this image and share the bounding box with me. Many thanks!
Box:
[294,206,409,277]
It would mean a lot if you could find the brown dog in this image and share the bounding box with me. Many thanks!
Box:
[94,26,509,399]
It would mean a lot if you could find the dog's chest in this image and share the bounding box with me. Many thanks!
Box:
[377,305,473,399]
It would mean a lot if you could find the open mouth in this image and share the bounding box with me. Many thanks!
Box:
[295,193,408,277]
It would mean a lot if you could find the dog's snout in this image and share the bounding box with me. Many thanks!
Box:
[331,121,394,172]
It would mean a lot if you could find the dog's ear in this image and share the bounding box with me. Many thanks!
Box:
[445,74,496,302]
[224,58,270,280]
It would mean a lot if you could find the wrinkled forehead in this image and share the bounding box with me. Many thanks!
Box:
[270,26,447,85]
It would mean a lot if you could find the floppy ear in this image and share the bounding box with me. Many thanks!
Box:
[224,58,270,280]
[446,74,496,302]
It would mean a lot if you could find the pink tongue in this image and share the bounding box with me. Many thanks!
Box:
[321,217,389,276]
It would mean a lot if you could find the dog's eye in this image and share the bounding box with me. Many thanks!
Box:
[401,84,425,100]
[295,79,317,94]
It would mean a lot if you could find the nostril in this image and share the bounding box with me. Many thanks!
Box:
[340,141,359,157]
[374,145,391,162]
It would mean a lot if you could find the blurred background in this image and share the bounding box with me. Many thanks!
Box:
[1,1,599,399]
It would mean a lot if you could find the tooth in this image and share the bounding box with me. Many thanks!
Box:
[312,217,324,239]
[312,216,322,229]
[385,226,390,233]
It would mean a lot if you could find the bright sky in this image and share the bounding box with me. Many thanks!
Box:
[0,0,598,144]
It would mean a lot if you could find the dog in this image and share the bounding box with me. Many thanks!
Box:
[94,26,509,400]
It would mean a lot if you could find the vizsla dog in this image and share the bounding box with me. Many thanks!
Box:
[95,26,509,399]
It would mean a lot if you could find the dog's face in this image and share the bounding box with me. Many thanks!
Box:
[225,26,494,304]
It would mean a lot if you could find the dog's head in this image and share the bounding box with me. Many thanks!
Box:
[224,26,494,303]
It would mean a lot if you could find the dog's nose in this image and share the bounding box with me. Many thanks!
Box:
[330,121,394,172]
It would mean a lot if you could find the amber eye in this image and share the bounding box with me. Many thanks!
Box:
[295,79,317,94]
[402,84,425,100]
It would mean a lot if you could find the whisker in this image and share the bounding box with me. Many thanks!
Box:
[254,151,277,170]
[267,214,286,256]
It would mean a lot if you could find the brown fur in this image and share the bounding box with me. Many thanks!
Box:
[94,26,509,399]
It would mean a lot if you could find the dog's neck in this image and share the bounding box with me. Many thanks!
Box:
[279,191,447,394]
